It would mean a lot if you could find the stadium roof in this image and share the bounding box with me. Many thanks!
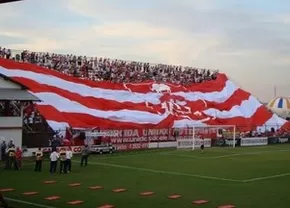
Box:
[0,0,22,4]
[0,89,40,101]
[0,73,28,90]
[0,73,40,101]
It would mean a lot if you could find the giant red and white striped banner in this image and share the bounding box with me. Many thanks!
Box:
[0,59,289,132]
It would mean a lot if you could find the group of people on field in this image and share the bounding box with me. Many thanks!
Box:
[0,139,23,170]
[35,145,90,174]
[1,141,90,174]
[0,143,91,208]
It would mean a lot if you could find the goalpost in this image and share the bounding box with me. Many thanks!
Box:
[176,125,236,150]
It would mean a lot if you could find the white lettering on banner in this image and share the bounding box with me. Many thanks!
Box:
[41,146,83,153]
[144,128,169,136]
[105,129,140,138]
[85,131,118,137]
[104,129,174,138]
[177,139,211,149]
[241,137,268,147]
[225,139,237,146]
[278,138,288,143]
[114,143,149,151]
[110,136,176,144]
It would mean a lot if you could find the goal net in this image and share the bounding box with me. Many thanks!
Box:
[176,125,236,150]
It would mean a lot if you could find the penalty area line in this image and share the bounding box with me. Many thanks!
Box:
[161,149,290,159]
[94,150,163,160]
[72,160,243,183]
[5,197,57,208]
[243,172,290,182]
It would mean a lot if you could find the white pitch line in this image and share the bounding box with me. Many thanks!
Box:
[211,151,273,159]
[72,160,243,183]
[243,172,290,182]
[161,149,290,159]
[159,152,205,158]
[211,149,290,159]
[5,197,57,208]
[95,151,163,160]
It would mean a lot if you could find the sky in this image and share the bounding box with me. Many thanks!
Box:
[0,0,290,102]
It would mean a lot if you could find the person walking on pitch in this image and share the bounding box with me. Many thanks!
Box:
[49,148,59,174]
[80,145,90,167]
[35,148,43,172]
[200,137,205,154]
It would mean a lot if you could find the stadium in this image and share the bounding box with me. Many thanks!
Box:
[1,0,290,208]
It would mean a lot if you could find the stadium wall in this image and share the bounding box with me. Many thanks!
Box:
[23,136,290,157]
[0,117,23,149]
[0,127,22,148]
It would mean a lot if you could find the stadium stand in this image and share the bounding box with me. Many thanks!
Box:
[0,47,220,146]
[0,47,218,130]
[0,46,290,147]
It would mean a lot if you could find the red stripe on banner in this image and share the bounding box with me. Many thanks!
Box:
[13,77,160,114]
[205,105,273,131]
[36,105,176,129]
[12,77,251,115]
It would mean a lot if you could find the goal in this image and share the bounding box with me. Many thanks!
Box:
[176,125,236,150]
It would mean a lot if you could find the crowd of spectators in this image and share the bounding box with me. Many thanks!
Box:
[0,46,218,134]
[1,46,288,136]
[0,100,44,132]
[0,46,218,85]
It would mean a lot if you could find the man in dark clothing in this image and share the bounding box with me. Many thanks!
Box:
[7,139,13,148]
[0,193,8,208]
[80,145,90,167]
[1,140,6,161]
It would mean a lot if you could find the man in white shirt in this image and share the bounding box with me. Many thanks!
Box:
[65,147,73,173]
[49,148,59,174]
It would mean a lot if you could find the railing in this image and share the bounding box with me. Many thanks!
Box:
[10,101,21,116]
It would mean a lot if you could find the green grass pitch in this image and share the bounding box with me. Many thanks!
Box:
[1,145,290,208]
